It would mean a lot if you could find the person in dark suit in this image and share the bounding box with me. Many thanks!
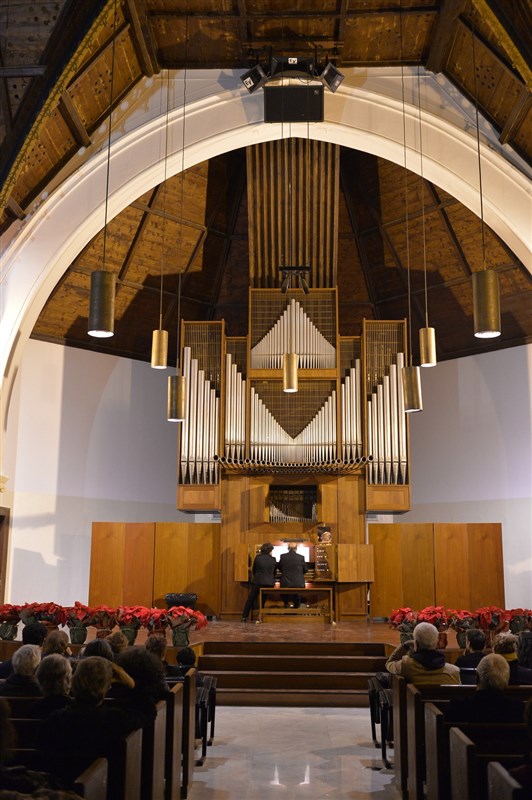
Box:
[444,653,524,723]
[241,543,277,622]
[279,543,308,609]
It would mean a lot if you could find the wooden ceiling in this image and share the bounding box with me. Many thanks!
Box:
[1,0,531,365]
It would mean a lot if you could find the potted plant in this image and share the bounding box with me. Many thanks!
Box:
[19,601,67,631]
[166,605,208,647]
[116,605,150,645]
[507,608,532,634]
[477,605,506,647]
[447,608,478,648]
[90,605,117,638]
[389,607,418,644]
[64,602,94,644]
[0,604,20,640]
[145,607,169,636]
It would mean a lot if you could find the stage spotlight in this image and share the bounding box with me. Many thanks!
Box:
[319,62,344,93]
[240,64,269,94]
[300,275,310,294]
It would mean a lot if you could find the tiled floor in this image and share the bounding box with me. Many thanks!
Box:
[190,705,400,799]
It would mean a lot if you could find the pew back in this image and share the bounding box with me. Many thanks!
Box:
[487,761,528,800]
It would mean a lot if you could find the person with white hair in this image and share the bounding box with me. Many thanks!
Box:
[386,622,460,685]
[0,644,41,697]
[444,653,525,722]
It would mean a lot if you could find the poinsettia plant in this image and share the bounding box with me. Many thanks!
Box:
[166,605,208,631]
[19,601,67,626]
[116,605,151,629]
[146,607,169,632]
[417,605,448,630]
[477,605,506,632]
[90,604,117,629]
[0,604,20,623]
[507,608,532,634]
[64,602,94,628]
[447,608,478,633]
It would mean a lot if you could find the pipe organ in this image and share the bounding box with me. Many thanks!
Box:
[177,289,411,513]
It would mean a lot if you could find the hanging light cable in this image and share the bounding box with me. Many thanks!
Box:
[399,6,423,412]
[151,70,171,368]
[417,65,437,367]
[471,26,501,339]
[88,0,118,338]
[168,9,188,421]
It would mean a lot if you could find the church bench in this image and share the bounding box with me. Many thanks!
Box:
[425,703,528,800]
[198,654,387,673]
[140,698,167,800]
[181,668,197,799]
[449,725,529,800]
[72,757,108,800]
[487,761,528,800]
[165,681,184,800]
[195,684,209,765]
[203,674,217,745]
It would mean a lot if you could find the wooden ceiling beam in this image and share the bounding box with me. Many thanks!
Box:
[0,65,47,78]
[339,171,379,317]
[59,92,91,148]
[426,182,472,278]
[118,184,164,283]
[426,0,465,74]
[6,196,26,220]
[499,86,532,144]
[123,0,160,77]
[0,48,12,135]
[471,0,532,89]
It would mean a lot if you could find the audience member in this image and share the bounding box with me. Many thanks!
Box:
[176,646,204,685]
[145,633,179,678]
[80,638,114,661]
[386,622,460,685]
[518,630,532,669]
[455,629,486,668]
[0,644,42,697]
[509,698,532,790]
[0,622,47,678]
[38,656,137,783]
[29,653,73,718]
[105,630,129,656]
[444,653,524,723]
[42,629,72,659]
[493,632,532,684]
[110,646,168,729]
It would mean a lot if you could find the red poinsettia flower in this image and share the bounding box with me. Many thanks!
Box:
[417,606,448,630]
[64,602,93,626]
[116,605,151,627]
[0,604,21,623]
[389,607,417,627]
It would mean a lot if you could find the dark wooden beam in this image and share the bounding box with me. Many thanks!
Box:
[123,0,160,77]
[426,0,465,74]
[6,195,26,220]
[118,184,164,283]
[0,65,47,78]
[0,48,12,135]
[59,92,91,148]
[471,0,532,89]
[426,182,472,278]
[500,86,532,144]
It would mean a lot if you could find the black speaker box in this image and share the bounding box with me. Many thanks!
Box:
[263,85,324,123]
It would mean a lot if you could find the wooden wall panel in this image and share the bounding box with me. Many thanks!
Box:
[434,523,470,609]
[401,524,435,610]
[123,523,155,607]
[220,475,250,616]
[466,523,504,609]
[336,476,367,615]
[89,523,125,607]
[368,524,404,618]
[153,523,221,616]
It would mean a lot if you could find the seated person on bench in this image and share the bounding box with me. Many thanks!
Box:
[386,622,460,685]
[494,632,532,685]
[444,653,524,723]
[455,629,486,668]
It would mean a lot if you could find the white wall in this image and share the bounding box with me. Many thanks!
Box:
[403,344,532,607]
[4,340,532,608]
[4,340,214,605]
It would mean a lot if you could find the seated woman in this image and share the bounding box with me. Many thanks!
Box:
[29,653,73,717]
[145,633,179,678]
[41,630,73,659]
[0,644,42,697]
[494,632,532,684]
[110,646,169,729]
[444,654,524,723]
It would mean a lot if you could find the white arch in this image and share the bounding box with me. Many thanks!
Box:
[1,67,531,424]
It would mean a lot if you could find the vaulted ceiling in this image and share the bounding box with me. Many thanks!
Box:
[1,0,531,366]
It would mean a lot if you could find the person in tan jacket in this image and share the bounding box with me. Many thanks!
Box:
[386,621,460,685]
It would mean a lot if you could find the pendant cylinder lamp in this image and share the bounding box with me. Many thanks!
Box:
[473,269,501,338]
[402,365,423,412]
[419,326,437,367]
[283,352,298,393]
[167,373,187,422]
[151,327,168,368]
[88,270,115,337]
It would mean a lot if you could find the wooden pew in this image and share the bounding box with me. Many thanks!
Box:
[195,685,209,766]
[204,674,217,745]
[487,761,528,800]
[141,698,167,800]
[449,725,528,800]
[181,668,197,799]
[165,681,184,800]
[72,757,108,800]
[392,675,408,798]
[10,717,38,748]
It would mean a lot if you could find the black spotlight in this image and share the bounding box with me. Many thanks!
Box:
[240,64,269,94]
[319,62,345,93]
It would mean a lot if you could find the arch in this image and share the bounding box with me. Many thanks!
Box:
[1,68,530,421]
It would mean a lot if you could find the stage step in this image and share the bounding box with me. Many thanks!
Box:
[199,641,384,707]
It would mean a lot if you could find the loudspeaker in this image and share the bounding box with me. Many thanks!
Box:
[264,85,324,123]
